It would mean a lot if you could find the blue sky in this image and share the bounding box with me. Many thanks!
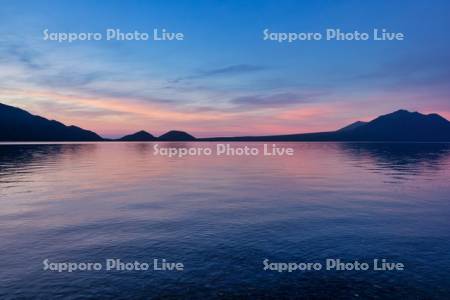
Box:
[0,0,449,137]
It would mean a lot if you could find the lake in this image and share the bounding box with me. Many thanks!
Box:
[1,142,449,299]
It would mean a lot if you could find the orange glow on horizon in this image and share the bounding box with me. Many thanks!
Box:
[1,87,449,138]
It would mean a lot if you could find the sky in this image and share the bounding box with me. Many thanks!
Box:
[0,0,449,138]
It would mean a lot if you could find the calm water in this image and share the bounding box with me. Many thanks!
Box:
[0,142,449,299]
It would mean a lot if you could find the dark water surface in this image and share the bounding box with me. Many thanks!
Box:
[0,142,449,299]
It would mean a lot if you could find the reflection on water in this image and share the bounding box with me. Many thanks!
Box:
[339,143,450,179]
[0,144,96,176]
[0,142,449,299]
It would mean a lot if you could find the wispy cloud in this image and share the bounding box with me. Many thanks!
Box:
[201,64,267,76]
[0,40,183,107]
[350,54,450,90]
[171,64,267,83]
[0,41,46,70]
[231,91,327,108]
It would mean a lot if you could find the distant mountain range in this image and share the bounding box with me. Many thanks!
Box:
[202,109,450,142]
[1,103,450,142]
[0,103,102,141]
[119,130,156,141]
[118,130,195,141]
[158,130,195,141]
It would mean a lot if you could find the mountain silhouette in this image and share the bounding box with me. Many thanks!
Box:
[337,121,367,132]
[0,103,102,141]
[1,103,450,142]
[158,130,196,141]
[201,110,450,141]
[119,130,156,141]
[338,110,450,141]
